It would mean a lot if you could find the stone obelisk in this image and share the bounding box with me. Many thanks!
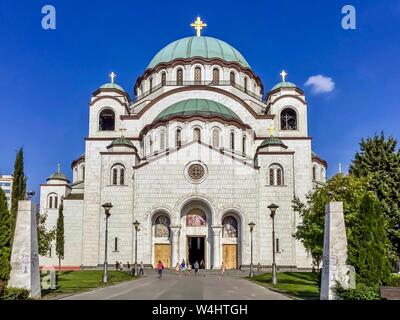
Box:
[8,200,41,298]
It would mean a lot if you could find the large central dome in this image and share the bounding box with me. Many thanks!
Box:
[147,36,251,69]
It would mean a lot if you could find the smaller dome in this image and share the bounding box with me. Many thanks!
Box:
[155,99,240,121]
[259,136,286,149]
[109,137,134,147]
[99,83,126,92]
[47,172,69,182]
[271,81,297,91]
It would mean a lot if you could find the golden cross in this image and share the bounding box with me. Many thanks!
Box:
[119,127,126,137]
[268,126,276,137]
[280,70,287,82]
[190,16,207,37]
[109,72,116,84]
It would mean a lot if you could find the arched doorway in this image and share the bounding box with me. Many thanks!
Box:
[221,213,241,269]
[152,213,171,268]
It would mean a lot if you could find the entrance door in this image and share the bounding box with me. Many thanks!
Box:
[222,244,238,269]
[187,237,205,267]
[154,244,170,268]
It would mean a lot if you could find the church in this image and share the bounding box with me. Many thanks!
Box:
[39,17,327,270]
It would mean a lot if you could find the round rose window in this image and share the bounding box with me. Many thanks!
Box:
[188,164,205,181]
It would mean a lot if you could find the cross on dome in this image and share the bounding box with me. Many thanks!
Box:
[119,127,126,137]
[268,126,276,137]
[280,70,287,82]
[109,72,116,84]
[190,16,207,37]
[57,163,61,173]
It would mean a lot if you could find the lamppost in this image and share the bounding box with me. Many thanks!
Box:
[102,202,113,283]
[248,222,256,278]
[133,220,140,277]
[268,203,279,285]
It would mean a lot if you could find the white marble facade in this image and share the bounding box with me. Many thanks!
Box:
[39,32,327,270]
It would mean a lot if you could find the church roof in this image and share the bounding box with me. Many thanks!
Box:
[109,137,134,147]
[99,82,126,92]
[147,36,251,69]
[271,81,297,91]
[47,172,69,182]
[258,136,287,149]
[155,99,241,121]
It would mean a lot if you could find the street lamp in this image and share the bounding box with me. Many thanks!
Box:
[102,202,113,283]
[268,203,279,285]
[248,222,256,278]
[133,220,140,277]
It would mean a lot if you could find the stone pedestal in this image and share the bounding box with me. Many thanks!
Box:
[170,225,181,268]
[320,202,349,300]
[212,226,222,269]
[8,200,41,299]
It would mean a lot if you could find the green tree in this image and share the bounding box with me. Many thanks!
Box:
[37,210,56,257]
[0,189,12,283]
[294,174,369,269]
[10,148,26,243]
[55,201,64,271]
[347,193,391,286]
[349,132,400,262]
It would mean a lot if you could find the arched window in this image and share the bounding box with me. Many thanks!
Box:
[112,168,118,185]
[48,193,58,209]
[212,128,220,147]
[244,77,248,93]
[154,215,170,237]
[230,131,235,150]
[230,71,235,85]
[212,68,220,84]
[177,68,183,85]
[242,136,246,154]
[176,128,182,148]
[194,67,201,83]
[148,136,153,154]
[82,166,85,180]
[222,216,238,238]
[269,164,284,186]
[120,168,125,185]
[313,166,317,181]
[99,109,115,131]
[48,195,53,209]
[281,108,297,130]
[160,131,165,150]
[149,77,153,92]
[161,72,166,86]
[193,128,201,142]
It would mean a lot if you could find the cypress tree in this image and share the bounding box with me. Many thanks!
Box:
[347,193,391,286]
[10,148,26,243]
[0,188,12,283]
[56,201,64,271]
[349,132,400,262]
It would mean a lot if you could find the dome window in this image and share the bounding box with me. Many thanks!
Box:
[230,71,236,85]
[176,68,183,85]
[161,72,166,86]
[194,128,201,142]
[99,109,115,131]
[230,131,235,150]
[212,128,220,147]
[176,128,182,148]
[194,67,202,84]
[212,68,220,84]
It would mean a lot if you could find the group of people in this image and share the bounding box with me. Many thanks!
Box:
[174,259,205,276]
[115,261,145,276]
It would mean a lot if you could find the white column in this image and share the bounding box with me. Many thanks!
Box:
[212,225,222,269]
[170,225,181,268]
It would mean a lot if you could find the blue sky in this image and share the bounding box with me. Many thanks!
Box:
[1,0,400,199]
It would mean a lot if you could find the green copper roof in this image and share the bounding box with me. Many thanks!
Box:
[259,136,286,148]
[109,137,134,147]
[99,83,126,92]
[155,99,241,121]
[47,172,69,182]
[147,36,251,69]
[271,81,297,91]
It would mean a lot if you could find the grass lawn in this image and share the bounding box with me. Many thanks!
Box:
[40,270,135,298]
[251,272,320,300]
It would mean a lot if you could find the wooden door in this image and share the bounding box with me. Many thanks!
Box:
[222,244,237,269]
[154,244,170,268]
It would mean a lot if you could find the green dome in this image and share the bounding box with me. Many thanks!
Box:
[155,99,240,121]
[259,136,286,148]
[147,36,251,69]
[99,83,126,92]
[271,81,297,91]
[47,172,69,182]
[109,137,134,147]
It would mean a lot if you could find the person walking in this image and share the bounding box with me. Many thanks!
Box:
[115,261,119,271]
[119,262,123,271]
[257,262,261,273]
[200,259,205,269]
[139,261,144,276]
[157,260,164,279]
[187,263,192,275]
[180,259,186,274]
[175,263,180,276]
[127,261,131,270]
[221,261,225,276]
[194,261,199,276]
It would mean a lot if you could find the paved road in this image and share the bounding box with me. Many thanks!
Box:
[62,272,290,300]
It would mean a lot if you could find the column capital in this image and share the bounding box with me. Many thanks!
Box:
[170,225,181,236]
[211,225,222,236]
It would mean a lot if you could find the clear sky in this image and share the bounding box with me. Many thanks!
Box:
[1,0,399,199]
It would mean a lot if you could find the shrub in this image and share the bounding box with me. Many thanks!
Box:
[388,274,400,287]
[334,282,380,300]
[0,287,31,300]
